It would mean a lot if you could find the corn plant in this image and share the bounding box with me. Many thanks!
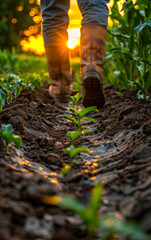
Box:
[42,183,150,240]
[59,105,99,174]
[104,0,151,100]
[0,72,48,111]
[61,130,90,175]
[68,92,83,107]
[0,124,22,153]
[58,106,99,130]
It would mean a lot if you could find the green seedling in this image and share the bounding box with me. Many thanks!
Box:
[42,183,150,240]
[67,129,92,146]
[99,215,150,240]
[58,106,99,130]
[68,92,83,107]
[0,124,22,153]
[61,145,89,175]
[43,183,102,239]
[61,129,92,175]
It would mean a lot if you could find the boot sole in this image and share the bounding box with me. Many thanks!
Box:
[82,72,105,108]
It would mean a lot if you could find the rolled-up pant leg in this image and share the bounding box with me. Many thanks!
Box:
[40,0,70,47]
[77,0,109,28]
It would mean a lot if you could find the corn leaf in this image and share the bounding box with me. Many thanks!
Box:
[79,106,99,118]
[69,107,79,116]
[80,117,98,124]
[134,20,151,34]
[67,131,82,145]
[12,135,22,148]
[100,215,150,240]
[61,165,71,175]
[58,115,78,127]
[70,147,89,159]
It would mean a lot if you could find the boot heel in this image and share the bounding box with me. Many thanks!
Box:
[82,72,105,108]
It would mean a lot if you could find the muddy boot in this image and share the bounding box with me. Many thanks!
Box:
[81,25,107,107]
[45,45,72,103]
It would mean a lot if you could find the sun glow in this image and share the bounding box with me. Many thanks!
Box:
[67,28,80,49]
[20,0,123,55]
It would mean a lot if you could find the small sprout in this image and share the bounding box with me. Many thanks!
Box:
[58,106,99,130]
[61,165,71,175]
[42,183,150,240]
[68,92,83,107]
[0,124,22,153]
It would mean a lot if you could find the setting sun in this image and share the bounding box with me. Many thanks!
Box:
[67,28,80,49]
[20,0,117,55]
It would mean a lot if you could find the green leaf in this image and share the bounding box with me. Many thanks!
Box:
[0,131,12,146]
[1,124,13,133]
[0,98,2,112]
[64,146,89,159]
[58,195,85,214]
[67,131,82,145]
[69,107,79,116]
[134,0,151,6]
[70,147,89,159]
[8,91,12,104]
[58,115,78,127]
[145,67,151,90]
[69,92,83,106]
[15,86,21,98]
[12,135,22,148]
[100,215,150,240]
[0,89,6,107]
[89,183,102,215]
[64,146,75,156]
[121,1,133,11]
[137,90,145,100]
[73,159,82,165]
[60,165,71,175]
[134,20,151,34]
[74,92,83,105]
[80,117,98,125]
[79,106,99,118]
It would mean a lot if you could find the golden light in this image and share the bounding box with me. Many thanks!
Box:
[20,0,128,55]
[29,10,36,17]
[12,18,17,24]
[18,5,24,12]
[33,15,41,23]
[67,28,80,49]
[29,0,35,4]
[20,35,45,55]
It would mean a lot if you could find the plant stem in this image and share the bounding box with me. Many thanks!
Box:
[143,46,147,101]
[130,60,134,90]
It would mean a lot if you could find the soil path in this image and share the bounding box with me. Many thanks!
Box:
[0,83,151,240]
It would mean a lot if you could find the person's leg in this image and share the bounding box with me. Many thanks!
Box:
[77,0,109,107]
[41,0,71,102]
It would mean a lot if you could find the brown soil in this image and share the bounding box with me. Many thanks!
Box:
[0,83,151,240]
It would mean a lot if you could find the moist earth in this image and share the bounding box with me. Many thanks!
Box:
[0,83,151,240]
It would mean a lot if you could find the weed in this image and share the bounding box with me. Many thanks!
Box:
[0,124,22,153]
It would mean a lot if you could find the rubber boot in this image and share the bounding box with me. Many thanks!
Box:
[45,44,72,103]
[81,25,107,107]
